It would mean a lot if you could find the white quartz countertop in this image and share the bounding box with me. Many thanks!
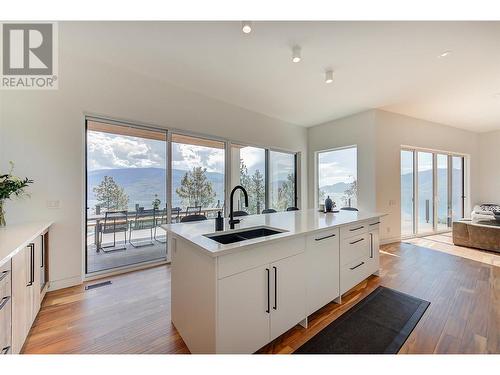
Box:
[163,209,384,257]
[0,221,53,267]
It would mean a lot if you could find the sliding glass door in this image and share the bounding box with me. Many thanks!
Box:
[400,148,465,238]
[417,152,434,234]
[400,150,414,236]
[86,120,168,274]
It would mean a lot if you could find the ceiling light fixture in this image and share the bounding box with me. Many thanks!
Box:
[438,50,452,58]
[292,46,301,63]
[325,70,334,84]
[241,21,252,34]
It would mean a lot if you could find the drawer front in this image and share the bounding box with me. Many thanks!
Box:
[0,295,12,353]
[340,233,370,266]
[367,220,381,231]
[340,221,368,239]
[218,237,306,279]
[306,228,340,249]
[0,261,11,297]
[340,257,370,295]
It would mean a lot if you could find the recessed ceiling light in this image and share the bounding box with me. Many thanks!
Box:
[325,70,335,84]
[292,46,301,63]
[438,50,452,58]
[241,21,252,34]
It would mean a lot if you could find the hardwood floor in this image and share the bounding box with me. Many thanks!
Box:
[22,241,500,354]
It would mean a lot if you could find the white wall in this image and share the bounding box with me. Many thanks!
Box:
[478,130,500,204]
[307,110,377,211]
[374,110,480,242]
[0,49,307,290]
[307,109,481,244]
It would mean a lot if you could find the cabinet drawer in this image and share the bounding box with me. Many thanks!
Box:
[340,257,370,295]
[0,295,12,353]
[306,228,339,249]
[0,261,11,297]
[339,221,368,239]
[217,237,305,279]
[340,233,370,266]
[366,220,381,231]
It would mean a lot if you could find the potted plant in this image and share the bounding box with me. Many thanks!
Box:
[0,162,34,226]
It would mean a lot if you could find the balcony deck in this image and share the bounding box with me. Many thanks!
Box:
[86,226,167,274]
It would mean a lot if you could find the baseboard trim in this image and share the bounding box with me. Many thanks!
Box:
[48,275,83,291]
[380,237,402,245]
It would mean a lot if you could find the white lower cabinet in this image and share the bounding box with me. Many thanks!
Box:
[11,235,43,354]
[217,252,305,353]
[306,228,340,315]
[217,264,270,353]
[367,228,380,274]
[270,253,306,340]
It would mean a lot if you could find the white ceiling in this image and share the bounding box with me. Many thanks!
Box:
[63,21,500,132]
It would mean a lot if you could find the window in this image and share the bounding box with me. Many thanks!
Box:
[231,144,266,214]
[317,146,357,209]
[171,134,225,218]
[269,151,297,211]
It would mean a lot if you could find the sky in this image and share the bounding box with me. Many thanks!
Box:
[318,147,357,186]
[87,132,293,181]
[87,131,225,173]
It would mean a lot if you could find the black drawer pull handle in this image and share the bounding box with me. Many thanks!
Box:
[0,296,10,311]
[315,233,336,241]
[0,270,9,283]
[349,226,364,232]
[273,266,277,310]
[266,268,270,313]
[349,262,365,270]
[369,221,380,226]
[1,346,10,355]
[349,238,364,245]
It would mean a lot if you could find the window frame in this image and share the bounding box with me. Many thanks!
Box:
[314,145,358,209]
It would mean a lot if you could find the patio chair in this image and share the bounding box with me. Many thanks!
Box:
[129,208,156,248]
[98,210,128,253]
[262,208,277,214]
[172,207,181,223]
[186,206,202,216]
[286,207,299,211]
[154,207,168,243]
[180,214,207,223]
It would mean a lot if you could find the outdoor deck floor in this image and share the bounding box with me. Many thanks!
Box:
[86,227,167,273]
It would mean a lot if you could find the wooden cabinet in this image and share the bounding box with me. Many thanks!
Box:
[217,252,305,353]
[11,236,44,354]
[306,228,340,315]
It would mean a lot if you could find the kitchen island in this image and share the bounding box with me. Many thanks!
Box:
[163,209,384,354]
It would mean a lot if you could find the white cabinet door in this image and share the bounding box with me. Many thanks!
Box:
[217,265,270,353]
[367,229,380,275]
[31,235,42,323]
[270,253,306,340]
[11,246,29,354]
[306,229,340,315]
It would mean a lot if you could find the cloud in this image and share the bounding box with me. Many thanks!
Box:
[87,131,166,170]
[172,143,224,173]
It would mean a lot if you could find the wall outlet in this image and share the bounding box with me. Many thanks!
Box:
[386,227,391,233]
[46,200,60,209]
[389,199,396,206]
